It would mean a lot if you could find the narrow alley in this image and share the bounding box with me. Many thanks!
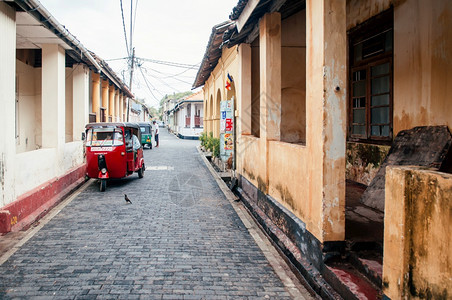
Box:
[0,129,313,299]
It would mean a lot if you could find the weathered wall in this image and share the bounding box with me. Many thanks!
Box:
[346,142,390,185]
[240,135,261,189]
[346,0,392,30]
[281,9,306,144]
[393,0,452,135]
[383,166,452,299]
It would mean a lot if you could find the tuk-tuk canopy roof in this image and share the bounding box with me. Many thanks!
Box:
[85,122,141,131]
[137,122,152,126]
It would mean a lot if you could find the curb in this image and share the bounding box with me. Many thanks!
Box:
[0,179,94,266]
[197,146,317,299]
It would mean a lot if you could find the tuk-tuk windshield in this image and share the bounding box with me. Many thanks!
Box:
[140,125,151,134]
[86,128,124,146]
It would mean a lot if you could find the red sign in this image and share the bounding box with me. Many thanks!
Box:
[225,118,233,131]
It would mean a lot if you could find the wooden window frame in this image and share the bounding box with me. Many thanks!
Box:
[348,10,393,144]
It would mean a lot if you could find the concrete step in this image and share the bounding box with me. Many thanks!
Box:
[350,250,383,288]
[324,259,381,300]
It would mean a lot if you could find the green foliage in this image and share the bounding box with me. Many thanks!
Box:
[202,132,219,158]
[200,132,208,147]
[212,137,220,158]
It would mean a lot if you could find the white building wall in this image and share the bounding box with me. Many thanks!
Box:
[0,3,17,207]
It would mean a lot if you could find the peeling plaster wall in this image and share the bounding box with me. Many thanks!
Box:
[393,0,452,134]
[383,166,452,299]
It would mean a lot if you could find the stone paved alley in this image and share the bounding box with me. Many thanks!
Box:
[0,129,313,299]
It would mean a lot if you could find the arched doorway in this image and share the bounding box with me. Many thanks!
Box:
[209,95,214,134]
[215,89,221,138]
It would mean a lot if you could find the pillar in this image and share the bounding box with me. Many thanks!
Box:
[101,79,109,120]
[92,72,100,122]
[41,44,65,149]
[0,2,17,208]
[190,104,195,129]
[114,89,119,122]
[306,0,346,241]
[119,93,124,121]
[72,64,89,141]
[109,84,115,121]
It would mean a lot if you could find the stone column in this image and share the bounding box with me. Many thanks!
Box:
[114,89,119,122]
[41,44,65,149]
[0,2,17,210]
[109,84,115,121]
[91,72,100,122]
[190,104,195,129]
[306,0,346,242]
[119,93,124,121]
[72,64,89,141]
[101,80,109,120]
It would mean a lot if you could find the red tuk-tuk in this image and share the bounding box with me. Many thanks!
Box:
[85,122,145,191]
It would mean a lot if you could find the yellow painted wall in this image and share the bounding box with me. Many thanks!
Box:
[384,166,452,299]
[203,46,239,138]
[393,0,452,134]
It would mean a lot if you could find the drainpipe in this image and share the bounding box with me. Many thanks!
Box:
[23,0,102,72]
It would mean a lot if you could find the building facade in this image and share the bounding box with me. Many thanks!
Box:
[172,91,204,139]
[194,0,452,298]
[0,1,133,233]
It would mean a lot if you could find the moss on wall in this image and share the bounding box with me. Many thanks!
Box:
[346,142,390,185]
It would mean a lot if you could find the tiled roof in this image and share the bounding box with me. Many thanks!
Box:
[192,21,234,89]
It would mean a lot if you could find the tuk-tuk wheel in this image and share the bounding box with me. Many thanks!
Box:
[138,166,144,178]
[100,179,107,192]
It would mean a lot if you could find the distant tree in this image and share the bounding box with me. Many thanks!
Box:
[158,91,193,117]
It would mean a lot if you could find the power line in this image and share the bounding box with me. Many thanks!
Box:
[119,0,129,57]
[138,65,162,102]
[137,57,200,69]
[132,0,139,38]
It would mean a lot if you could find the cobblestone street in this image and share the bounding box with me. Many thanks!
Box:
[0,129,312,299]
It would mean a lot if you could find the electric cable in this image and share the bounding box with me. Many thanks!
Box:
[119,0,130,57]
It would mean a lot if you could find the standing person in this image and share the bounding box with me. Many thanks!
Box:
[153,120,159,147]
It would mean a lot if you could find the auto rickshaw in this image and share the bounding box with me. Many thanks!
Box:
[84,122,145,192]
[138,122,154,149]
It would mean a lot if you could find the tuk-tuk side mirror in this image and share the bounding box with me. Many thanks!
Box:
[81,132,86,141]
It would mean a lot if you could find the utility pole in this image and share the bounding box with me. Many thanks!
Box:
[127,0,134,122]
[127,47,135,122]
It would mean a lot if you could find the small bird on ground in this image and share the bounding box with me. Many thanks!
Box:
[124,194,132,204]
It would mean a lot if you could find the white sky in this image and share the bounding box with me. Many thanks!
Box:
[39,0,238,108]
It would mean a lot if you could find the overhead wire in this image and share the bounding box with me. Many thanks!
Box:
[119,0,130,57]
[138,65,162,103]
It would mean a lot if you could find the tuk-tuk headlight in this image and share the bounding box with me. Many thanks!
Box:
[101,168,107,174]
